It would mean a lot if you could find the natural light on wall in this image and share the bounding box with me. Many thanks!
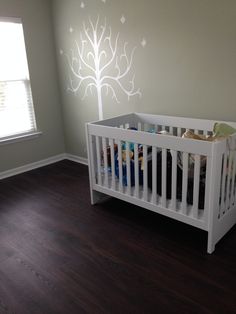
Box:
[0,18,37,140]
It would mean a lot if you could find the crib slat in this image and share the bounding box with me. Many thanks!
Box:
[204,156,211,219]
[143,145,148,201]
[226,152,233,210]
[203,130,208,136]
[96,136,102,186]
[230,151,236,207]
[126,142,131,196]
[234,158,236,206]
[152,146,157,204]
[177,127,182,137]
[144,123,149,132]
[220,152,228,216]
[194,129,199,135]
[109,138,116,190]
[88,135,96,185]
[181,152,188,214]
[118,140,123,193]
[138,122,142,131]
[162,148,167,208]
[171,150,177,210]
[134,143,139,198]
[102,137,109,188]
[169,126,173,135]
[193,154,200,218]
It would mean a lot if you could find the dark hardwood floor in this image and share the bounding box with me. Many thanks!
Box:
[0,160,236,314]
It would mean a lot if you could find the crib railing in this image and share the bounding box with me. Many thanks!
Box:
[116,120,236,221]
[118,121,213,138]
[86,114,236,253]
[87,123,222,228]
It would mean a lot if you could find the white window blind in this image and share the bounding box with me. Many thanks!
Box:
[0,19,37,139]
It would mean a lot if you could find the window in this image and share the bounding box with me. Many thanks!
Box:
[0,18,37,141]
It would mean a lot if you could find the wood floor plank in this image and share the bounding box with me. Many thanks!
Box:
[0,160,236,314]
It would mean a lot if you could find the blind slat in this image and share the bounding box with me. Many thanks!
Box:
[0,20,37,139]
[0,80,36,138]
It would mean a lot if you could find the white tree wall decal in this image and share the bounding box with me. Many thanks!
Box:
[65,16,141,120]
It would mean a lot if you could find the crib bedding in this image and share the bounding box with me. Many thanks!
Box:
[86,113,236,253]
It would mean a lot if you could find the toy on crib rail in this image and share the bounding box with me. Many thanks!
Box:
[182,123,236,142]
[179,122,236,178]
[213,123,236,138]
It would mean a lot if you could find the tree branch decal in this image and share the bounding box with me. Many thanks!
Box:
[65,16,141,120]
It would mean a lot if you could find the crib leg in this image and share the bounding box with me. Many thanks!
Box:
[90,190,108,205]
[207,233,215,254]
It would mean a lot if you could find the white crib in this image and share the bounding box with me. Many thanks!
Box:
[86,113,236,253]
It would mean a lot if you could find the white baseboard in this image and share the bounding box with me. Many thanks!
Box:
[0,153,88,180]
[66,154,88,165]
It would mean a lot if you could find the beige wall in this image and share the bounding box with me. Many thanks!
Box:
[0,0,65,172]
[1,0,236,172]
[52,0,236,158]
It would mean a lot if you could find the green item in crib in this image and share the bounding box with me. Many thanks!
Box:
[213,123,236,137]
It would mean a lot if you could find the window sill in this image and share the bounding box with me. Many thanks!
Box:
[0,131,42,145]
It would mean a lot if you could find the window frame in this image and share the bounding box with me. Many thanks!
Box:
[0,16,40,144]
